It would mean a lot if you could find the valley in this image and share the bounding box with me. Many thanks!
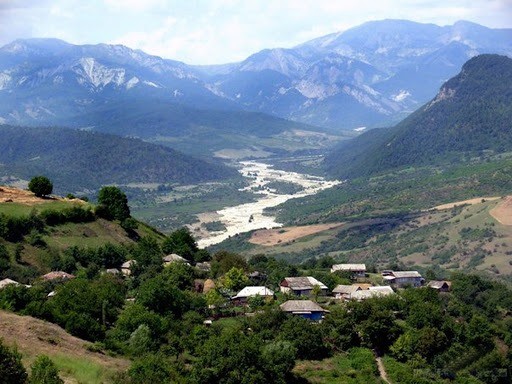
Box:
[129,157,341,246]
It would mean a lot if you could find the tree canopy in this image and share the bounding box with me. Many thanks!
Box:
[28,176,53,197]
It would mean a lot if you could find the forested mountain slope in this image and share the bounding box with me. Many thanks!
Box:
[0,125,238,193]
[325,54,512,179]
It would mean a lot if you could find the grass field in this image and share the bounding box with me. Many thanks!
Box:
[293,348,383,384]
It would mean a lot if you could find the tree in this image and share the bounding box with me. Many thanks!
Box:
[28,176,53,197]
[0,338,28,383]
[29,355,63,384]
[96,186,130,221]
[162,228,198,262]
[221,267,248,292]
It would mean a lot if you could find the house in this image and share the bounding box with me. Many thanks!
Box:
[41,271,75,281]
[105,268,120,275]
[351,286,395,301]
[231,286,274,305]
[163,253,190,266]
[332,283,374,300]
[280,300,328,321]
[0,278,21,289]
[279,276,328,296]
[332,284,360,300]
[331,263,367,277]
[383,271,424,288]
[121,260,135,276]
[427,280,452,292]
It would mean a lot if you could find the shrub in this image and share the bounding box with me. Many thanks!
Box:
[29,355,64,384]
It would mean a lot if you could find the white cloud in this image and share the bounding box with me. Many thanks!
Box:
[0,0,511,63]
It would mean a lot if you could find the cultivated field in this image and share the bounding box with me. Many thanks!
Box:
[249,223,345,246]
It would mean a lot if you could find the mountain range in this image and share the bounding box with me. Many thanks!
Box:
[1,19,511,140]
[324,54,512,178]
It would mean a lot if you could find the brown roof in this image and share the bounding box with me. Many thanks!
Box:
[281,276,328,290]
[280,300,326,313]
[332,285,360,294]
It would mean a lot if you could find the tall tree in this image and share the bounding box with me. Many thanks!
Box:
[28,176,53,197]
[96,186,130,221]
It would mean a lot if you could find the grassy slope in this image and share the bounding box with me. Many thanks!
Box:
[214,196,512,281]
[0,191,165,276]
[0,310,129,383]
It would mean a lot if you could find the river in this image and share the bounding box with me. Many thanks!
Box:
[194,161,341,248]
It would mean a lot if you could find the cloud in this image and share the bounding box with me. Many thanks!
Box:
[0,0,511,63]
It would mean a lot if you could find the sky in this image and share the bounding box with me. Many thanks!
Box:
[1,0,511,65]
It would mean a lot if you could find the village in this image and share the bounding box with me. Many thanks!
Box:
[0,257,452,323]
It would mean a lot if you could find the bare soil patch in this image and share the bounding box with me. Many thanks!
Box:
[0,185,77,205]
[431,196,500,211]
[490,196,512,225]
[249,223,345,246]
[0,310,129,371]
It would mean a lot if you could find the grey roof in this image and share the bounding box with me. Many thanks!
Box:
[121,260,135,269]
[352,287,394,300]
[282,276,328,290]
[331,264,366,272]
[332,285,360,294]
[280,300,326,313]
[233,286,274,299]
[0,278,20,289]
[389,271,423,278]
[163,253,188,263]
[427,280,451,289]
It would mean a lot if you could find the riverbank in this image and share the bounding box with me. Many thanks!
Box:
[193,161,341,248]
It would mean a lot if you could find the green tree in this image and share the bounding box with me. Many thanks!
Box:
[221,267,248,291]
[161,227,198,262]
[28,176,53,197]
[96,186,130,221]
[0,338,28,384]
[29,355,63,384]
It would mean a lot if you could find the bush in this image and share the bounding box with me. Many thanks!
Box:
[0,338,28,383]
[28,176,53,197]
[29,355,64,384]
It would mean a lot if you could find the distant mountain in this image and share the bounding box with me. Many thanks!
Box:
[202,20,512,129]
[0,39,333,157]
[1,20,511,138]
[0,125,239,193]
[324,54,512,178]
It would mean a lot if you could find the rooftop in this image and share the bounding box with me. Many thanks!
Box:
[331,264,366,272]
[280,300,326,313]
[233,286,274,299]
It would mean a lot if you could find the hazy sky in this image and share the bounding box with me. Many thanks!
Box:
[1,0,511,64]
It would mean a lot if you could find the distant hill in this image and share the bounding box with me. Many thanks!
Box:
[324,54,512,179]
[0,125,239,193]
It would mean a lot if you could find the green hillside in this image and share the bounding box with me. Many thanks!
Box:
[75,100,350,157]
[0,125,239,193]
[325,54,512,179]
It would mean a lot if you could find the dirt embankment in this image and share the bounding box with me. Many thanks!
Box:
[249,223,345,246]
